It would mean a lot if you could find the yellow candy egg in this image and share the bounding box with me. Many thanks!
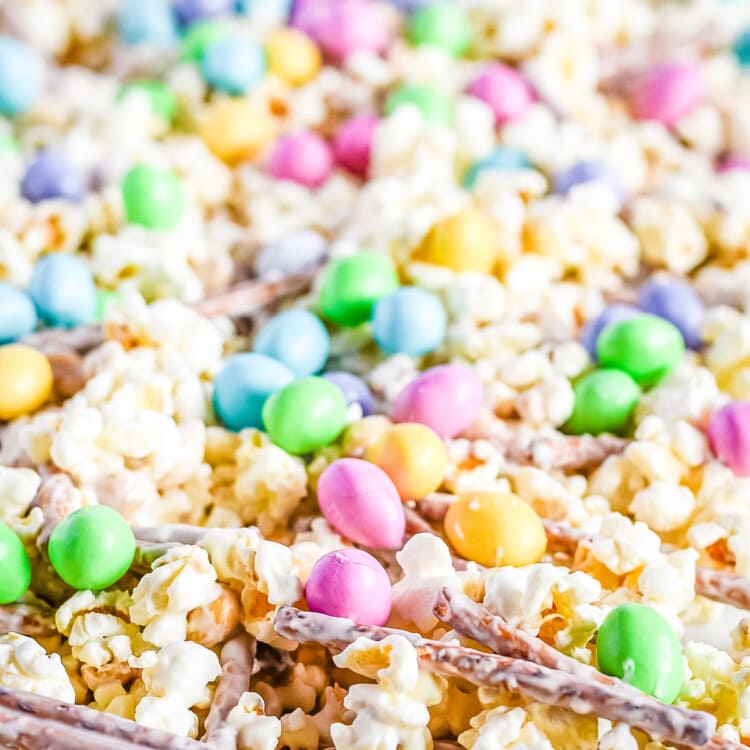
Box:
[366,422,447,500]
[266,28,322,87]
[444,491,547,567]
[199,98,276,164]
[414,208,498,274]
[0,344,53,420]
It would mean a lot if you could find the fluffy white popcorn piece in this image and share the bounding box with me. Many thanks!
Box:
[638,550,698,626]
[0,466,41,527]
[130,545,222,647]
[331,636,444,750]
[515,375,575,428]
[226,692,282,750]
[598,723,639,750]
[458,705,554,750]
[629,482,696,532]
[135,696,199,738]
[0,633,75,703]
[589,513,662,575]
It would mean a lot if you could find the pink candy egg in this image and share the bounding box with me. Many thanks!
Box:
[392,364,483,438]
[708,401,750,476]
[333,114,378,177]
[318,458,405,549]
[268,132,333,188]
[305,548,392,625]
[632,63,702,126]
[466,63,534,125]
[718,156,750,173]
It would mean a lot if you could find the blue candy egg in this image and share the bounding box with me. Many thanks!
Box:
[253,309,330,377]
[28,254,96,328]
[323,371,374,416]
[213,352,295,431]
[463,147,530,189]
[581,303,638,359]
[372,287,446,356]
[175,0,234,26]
[553,159,624,206]
[117,0,178,45]
[0,283,37,343]
[637,278,705,350]
[237,0,291,18]
[200,36,266,95]
[22,151,85,204]
[733,28,750,67]
[254,230,327,277]
[0,36,44,116]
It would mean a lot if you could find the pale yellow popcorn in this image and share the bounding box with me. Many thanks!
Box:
[458,705,553,750]
[629,482,696,532]
[638,550,698,627]
[0,466,41,528]
[0,229,33,286]
[598,723,638,750]
[589,513,662,575]
[705,311,750,398]
[227,692,282,750]
[515,375,575,428]
[513,467,591,527]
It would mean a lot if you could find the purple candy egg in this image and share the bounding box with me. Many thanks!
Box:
[174,0,232,25]
[21,151,85,204]
[637,278,704,350]
[580,304,639,359]
[323,371,374,416]
[553,159,624,206]
[708,402,750,476]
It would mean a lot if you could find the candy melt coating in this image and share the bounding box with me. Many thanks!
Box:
[392,365,483,438]
[581,303,638,359]
[48,505,136,591]
[262,376,348,454]
[333,114,378,177]
[199,98,276,163]
[213,352,294,431]
[319,252,398,327]
[268,132,333,189]
[0,35,44,115]
[317,458,405,548]
[565,369,640,436]
[632,63,702,125]
[122,165,186,230]
[372,287,446,356]
[367,422,447,499]
[0,283,37,344]
[305,548,392,625]
[265,28,321,86]
[407,2,472,57]
[200,36,266,95]
[0,524,31,605]
[22,151,85,204]
[597,603,684,703]
[707,401,750,476]
[596,314,684,387]
[444,491,547,567]
[0,345,53,420]
[637,277,704,350]
[323,371,374,416]
[466,63,534,124]
[28,254,96,328]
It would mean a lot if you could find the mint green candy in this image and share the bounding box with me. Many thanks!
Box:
[0,133,19,153]
[262,376,347,455]
[180,20,231,62]
[385,85,453,126]
[122,164,186,230]
[565,369,640,436]
[596,313,684,388]
[118,80,177,123]
[0,524,31,604]
[408,3,472,57]
[597,602,684,703]
[93,288,125,322]
[319,252,398,327]
[48,505,135,590]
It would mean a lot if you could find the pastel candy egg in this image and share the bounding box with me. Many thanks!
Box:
[213,352,294,431]
[253,309,330,377]
[407,2,472,57]
[0,35,44,115]
[0,283,37,343]
[0,524,31,604]
[262,376,348,455]
[265,28,321,87]
[0,344,53,420]
[466,63,534,125]
[305,548,392,625]
[580,303,638,360]
[463,147,530,189]
[268,132,333,189]
[118,80,177,123]
[733,28,750,67]
[21,151,85,204]
[238,0,291,18]
[28,254,96,328]
[366,422,447,500]
[199,98,276,163]
[333,114,378,178]
[392,365,483,438]
[596,313,684,387]
[317,458,405,548]
[254,230,327,277]
[372,287,446,357]
[444,491,547,567]
[565,369,640,436]
[201,36,266,95]
[174,0,233,26]
[632,63,702,126]
[552,159,623,206]
[708,401,750,476]
[719,156,750,173]
[597,603,684,703]
[385,84,453,126]
[637,277,704,350]
[181,19,231,61]
[122,164,186,230]
[323,371,374,416]
[117,0,177,46]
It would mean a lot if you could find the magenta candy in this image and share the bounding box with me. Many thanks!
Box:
[392,364,483,438]
[632,63,702,126]
[317,458,405,549]
[718,156,750,173]
[708,401,750,476]
[305,548,392,625]
[333,114,378,177]
[268,132,333,188]
[466,63,534,125]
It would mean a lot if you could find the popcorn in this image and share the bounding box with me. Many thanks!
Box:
[629,482,696,532]
[227,692,282,750]
[0,466,41,527]
[458,705,554,750]
[588,513,663,576]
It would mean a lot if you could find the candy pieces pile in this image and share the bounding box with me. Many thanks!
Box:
[4,0,750,749]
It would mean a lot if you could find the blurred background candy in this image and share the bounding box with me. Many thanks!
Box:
[632,63,702,125]
[267,132,333,188]
[637,277,705,349]
[28,254,96,329]
[0,35,44,115]
[322,371,375,416]
[117,0,177,45]
[0,283,37,344]
[200,35,266,94]
[466,63,534,125]
[21,151,85,204]
[372,287,446,356]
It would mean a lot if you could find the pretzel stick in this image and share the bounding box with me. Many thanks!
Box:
[0,604,57,637]
[202,633,256,748]
[132,524,207,545]
[273,607,715,747]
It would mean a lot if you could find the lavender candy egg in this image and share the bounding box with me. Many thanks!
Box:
[708,402,750,476]
[305,548,392,625]
[580,303,638,360]
[392,364,483,439]
[637,277,704,350]
[317,458,405,548]
[323,371,374,416]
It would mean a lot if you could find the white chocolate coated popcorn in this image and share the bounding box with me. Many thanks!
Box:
[0,634,75,703]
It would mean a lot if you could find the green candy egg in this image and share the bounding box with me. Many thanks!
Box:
[122,164,186,231]
[93,288,125,322]
[118,80,177,123]
[48,505,135,590]
[0,133,19,153]
[319,252,398,327]
[262,376,347,455]
[180,20,231,62]
[565,369,640,436]
[597,602,684,703]
[0,524,31,604]
[385,85,453,126]
[407,2,472,58]
[596,313,684,388]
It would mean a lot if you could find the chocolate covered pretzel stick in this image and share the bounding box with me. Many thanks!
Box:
[0,604,57,637]
[273,607,716,747]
